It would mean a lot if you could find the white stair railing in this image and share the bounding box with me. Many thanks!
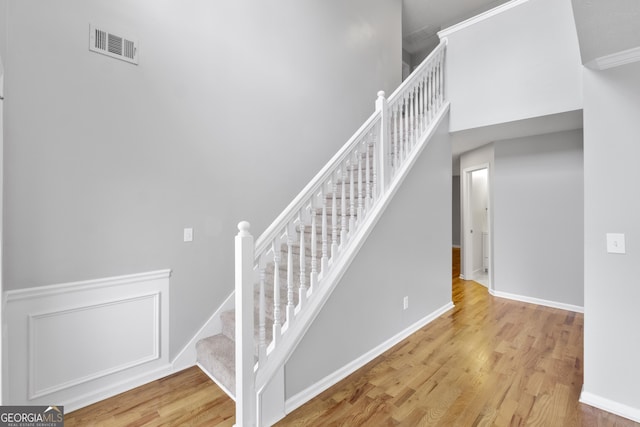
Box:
[234,40,446,426]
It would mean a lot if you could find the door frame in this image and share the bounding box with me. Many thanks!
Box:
[461,163,492,290]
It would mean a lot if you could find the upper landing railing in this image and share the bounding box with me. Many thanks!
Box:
[234,40,447,426]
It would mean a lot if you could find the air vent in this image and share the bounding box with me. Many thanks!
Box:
[89,24,139,65]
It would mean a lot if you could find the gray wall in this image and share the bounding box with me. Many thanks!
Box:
[583,62,640,411]
[1,0,402,359]
[493,130,584,306]
[452,175,461,246]
[285,113,452,399]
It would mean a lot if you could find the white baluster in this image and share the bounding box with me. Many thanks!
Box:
[286,231,295,323]
[410,90,415,149]
[434,63,438,109]
[331,179,339,257]
[375,90,389,195]
[433,63,439,111]
[403,96,409,161]
[365,139,372,211]
[394,105,400,168]
[358,142,364,218]
[439,51,444,103]
[420,79,425,133]
[321,187,328,275]
[372,123,379,200]
[349,153,356,232]
[310,205,318,292]
[424,68,429,124]
[299,220,307,307]
[340,166,347,245]
[258,264,266,362]
[272,240,281,346]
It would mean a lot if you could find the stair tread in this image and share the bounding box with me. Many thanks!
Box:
[196,334,236,396]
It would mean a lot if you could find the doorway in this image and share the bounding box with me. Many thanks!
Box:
[461,164,491,289]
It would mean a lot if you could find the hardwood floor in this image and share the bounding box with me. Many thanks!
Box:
[65,248,638,426]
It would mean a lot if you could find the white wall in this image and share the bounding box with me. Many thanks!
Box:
[493,130,584,308]
[1,0,401,361]
[284,113,452,401]
[442,0,583,132]
[582,62,640,419]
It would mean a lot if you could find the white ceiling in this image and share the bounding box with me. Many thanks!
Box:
[402,0,511,54]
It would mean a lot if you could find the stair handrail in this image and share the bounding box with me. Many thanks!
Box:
[253,39,447,260]
[235,39,447,426]
[388,39,446,104]
[253,110,382,258]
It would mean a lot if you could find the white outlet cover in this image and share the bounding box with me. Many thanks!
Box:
[606,233,625,254]
[184,228,193,242]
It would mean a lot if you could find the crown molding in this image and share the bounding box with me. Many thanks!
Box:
[585,46,640,71]
[437,0,530,39]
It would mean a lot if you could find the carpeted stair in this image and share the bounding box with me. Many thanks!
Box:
[196,150,375,398]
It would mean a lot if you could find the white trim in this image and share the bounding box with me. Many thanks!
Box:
[5,269,172,302]
[452,244,461,249]
[438,0,530,39]
[172,291,235,372]
[580,389,640,423]
[28,292,161,399]
[284,302,454,415]
[585,46,640,71]
[491,289,583,313]
[65,363,174,413]
[5,269,171,410]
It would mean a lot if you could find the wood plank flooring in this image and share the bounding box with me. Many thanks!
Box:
[65,248,638,426]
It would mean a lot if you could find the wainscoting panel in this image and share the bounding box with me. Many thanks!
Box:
[5,270,171,411]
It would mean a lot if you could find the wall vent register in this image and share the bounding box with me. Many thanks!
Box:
[89,24,139,65]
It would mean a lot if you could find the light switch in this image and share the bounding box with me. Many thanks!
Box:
[184,228,193,242]
[606,233,625,254]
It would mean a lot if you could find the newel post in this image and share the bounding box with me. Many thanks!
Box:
[376,90,391,193]
[235,221,255,427]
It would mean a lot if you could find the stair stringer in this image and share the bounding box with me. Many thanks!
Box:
[255,102,451,425]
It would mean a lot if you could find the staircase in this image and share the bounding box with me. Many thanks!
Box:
[197,147,375,396]
[196,40,448,426]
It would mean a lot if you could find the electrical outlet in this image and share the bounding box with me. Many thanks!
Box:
[606,233,625,254]
[403,296,409,310]
[184,228,193,242]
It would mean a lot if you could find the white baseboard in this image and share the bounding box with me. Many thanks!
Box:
[4,270,172,411]
[580,388,640,423]
[284,301,454,415]
[491,289,583,313]
[172,291,235,372]
[65,363,174,413]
